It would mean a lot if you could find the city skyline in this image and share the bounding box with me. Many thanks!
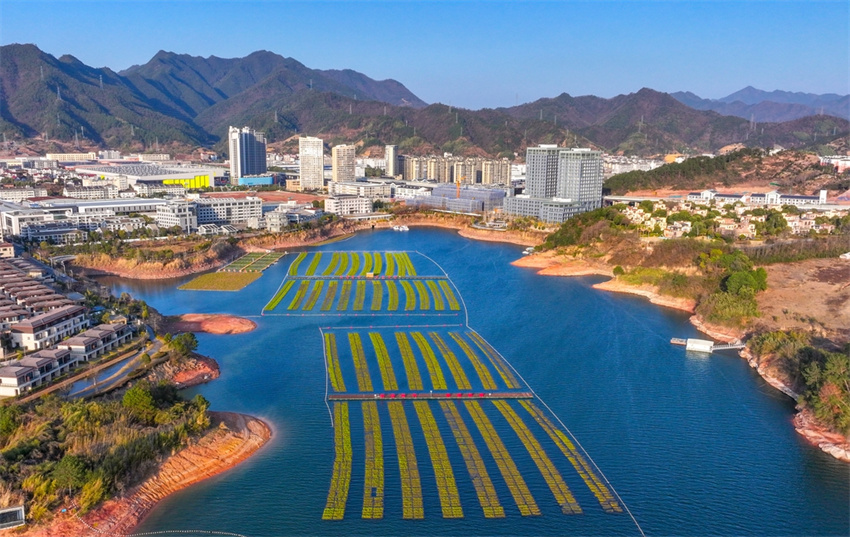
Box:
[1,1,847,110]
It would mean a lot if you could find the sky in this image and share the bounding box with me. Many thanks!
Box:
[1,0,848,110]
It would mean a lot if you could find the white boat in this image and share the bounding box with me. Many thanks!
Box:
[393,225,409,231]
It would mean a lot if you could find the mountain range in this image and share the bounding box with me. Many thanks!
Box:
[1,44,848,157]
[671,87,849,123]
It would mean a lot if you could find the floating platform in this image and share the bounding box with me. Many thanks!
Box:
[328,391,534,401]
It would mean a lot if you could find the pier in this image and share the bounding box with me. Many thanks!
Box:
[670,338,745,354]
[328,391,534,401]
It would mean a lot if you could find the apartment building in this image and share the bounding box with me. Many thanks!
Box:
[385,145,399,177]
[332,145,356,183]
[0,187,49,203]
[229,126,268,182]
[299,137,325,190]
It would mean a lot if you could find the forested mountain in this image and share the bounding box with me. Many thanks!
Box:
[1,44,848,157]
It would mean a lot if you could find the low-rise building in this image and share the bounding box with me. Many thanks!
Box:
[0,187,49,203]
[60,323,133,363]
[10,305,89,351]
[194,196,262,225]
[0,242,13,258]
[325,196,372,215]
[156,201,197,232]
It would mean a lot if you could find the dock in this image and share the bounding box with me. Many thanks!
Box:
[328,391,534,401]
[670,337,745,354]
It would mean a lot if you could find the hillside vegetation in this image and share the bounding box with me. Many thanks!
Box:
[605,148,848,194]
[3,45,848,157]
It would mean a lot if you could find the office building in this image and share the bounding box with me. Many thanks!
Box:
[325,196,372,215]
[332,145,356,183]
[299,137,325,190]
[228,126,267,182]
[503,146,603,223]
[385,145,399,177]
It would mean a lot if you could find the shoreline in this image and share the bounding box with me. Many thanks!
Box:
[514,251,849,463]
[21,412,272,537]
[70,213,545,279]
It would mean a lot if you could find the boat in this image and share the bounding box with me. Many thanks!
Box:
[393,225,409,232]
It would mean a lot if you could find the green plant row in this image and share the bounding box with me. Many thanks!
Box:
[322,402,352,520]
[439,401,505,518]
[287,281,311,310]
[369,333,399,391]
[363,252,374,274]
[348,333,374,392]
[396,333,424,391]
[393,253,407,277]
[414,281,431,310]
[321,281,338,311]
[467,332,521,389]
[428,281,445,310]
[349,252,361,276]
[387,280,399,311]
[411,332,447,390]
[439,280,461,311]
[387,401,424,519]
[429,333,472,390]
[401,281,416,311]
[337,281,352,311]
[289,252,307,275]
[450,333,498,391]
[264,280,295,311]
[413,401,464,518]
[304,280,325,311]
[385,253,395,277]
[371,281,383,311]
[324,333,346,392]
[305,252,323,275]
[492,400,581,515]
[324,252,340,276]
[373,252,383,275]
[362,401,384,519]
[353,280,366,311]
[520,401,621,513]
[464,400,539,516]
[336,252,350,276]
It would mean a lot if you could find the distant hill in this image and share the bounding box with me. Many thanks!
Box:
[604,148,844,195]
[671,86,849,123]
[1,45,848,157]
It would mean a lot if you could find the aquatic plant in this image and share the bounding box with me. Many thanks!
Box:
[369,333,398,391]
[321,281,338,311]
[492,400,581,514]
[264,280,295,311]
[413,401,463,518]
[450,333,498,390]
[429,332,472,390]
[464,400,539,516]
[304,280,325,311]
[322,403,352,520]
[440,401,505,518]
[411,332,447,390]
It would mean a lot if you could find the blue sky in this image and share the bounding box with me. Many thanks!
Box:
[2,1,848,109]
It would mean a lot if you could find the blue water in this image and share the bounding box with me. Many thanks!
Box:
[101,228,850,537]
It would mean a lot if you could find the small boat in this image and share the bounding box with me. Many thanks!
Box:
[393,225,409,231]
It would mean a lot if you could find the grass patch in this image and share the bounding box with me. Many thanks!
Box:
[179,271,262,291]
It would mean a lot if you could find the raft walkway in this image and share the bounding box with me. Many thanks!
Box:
[328,391,534,401]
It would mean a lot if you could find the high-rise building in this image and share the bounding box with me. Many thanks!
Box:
[385,145,399,177]
[332,145,356,183]
[228,126,267,183]
[503,146,602,223]
[299,137,325,190]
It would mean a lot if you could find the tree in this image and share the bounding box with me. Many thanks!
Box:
[52,455,87,493]
[122,382,156,423]
[170,332,198,356]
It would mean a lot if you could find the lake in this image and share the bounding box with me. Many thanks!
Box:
[100,228,849,537]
